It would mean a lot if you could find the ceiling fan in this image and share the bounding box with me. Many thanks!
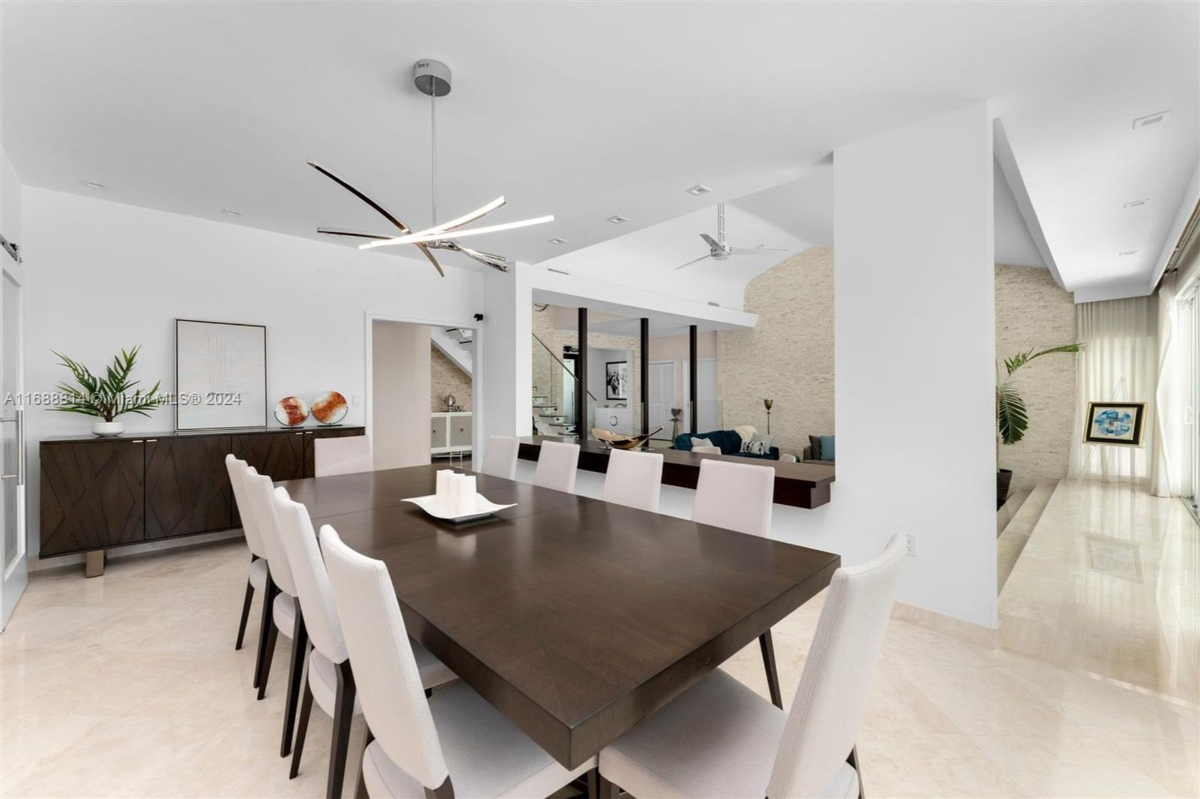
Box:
[310,59,554,276]
[675,203,789,269]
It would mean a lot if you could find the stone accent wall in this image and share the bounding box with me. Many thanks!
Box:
[430,345,472,412]
[717,246,835,458]
[995,263,1077,490]
[716,249,1076,485]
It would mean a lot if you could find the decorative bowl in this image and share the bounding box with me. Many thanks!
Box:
[591,427,663,450]
[311,391,348,425]
[402,493,515,523]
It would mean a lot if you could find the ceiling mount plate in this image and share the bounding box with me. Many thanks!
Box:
[414,59,451,97]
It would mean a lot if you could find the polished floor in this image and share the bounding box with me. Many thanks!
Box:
[1,482,1197,798]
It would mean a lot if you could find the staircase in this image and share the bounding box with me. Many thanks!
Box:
[996,480,1057,593]
[533,393,571,436]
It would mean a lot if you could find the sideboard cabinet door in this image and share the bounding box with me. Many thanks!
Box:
[145,436,232,540]
[40,440,146,557]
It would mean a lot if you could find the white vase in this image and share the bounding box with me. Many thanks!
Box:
[92,421,124,437]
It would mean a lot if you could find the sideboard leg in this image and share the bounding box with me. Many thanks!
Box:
[85,549,106,578]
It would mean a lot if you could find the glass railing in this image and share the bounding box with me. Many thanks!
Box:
[532,333,600,439]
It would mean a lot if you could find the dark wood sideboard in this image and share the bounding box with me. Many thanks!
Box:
[39,426,364,574]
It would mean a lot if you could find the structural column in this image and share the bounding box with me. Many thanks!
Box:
[576,307,588,439]
[688,324,698,435]
[640,317,650,435]
[833,101,996,627]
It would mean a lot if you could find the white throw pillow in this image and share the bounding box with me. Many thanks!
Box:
[742,433,774,456]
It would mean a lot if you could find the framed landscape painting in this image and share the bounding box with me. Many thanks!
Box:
[175,319,267,430]
[605,361,628,401]
[1083,401,1145,447]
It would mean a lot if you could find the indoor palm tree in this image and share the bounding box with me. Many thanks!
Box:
[996,342,1082,503]
[51,346,162,436]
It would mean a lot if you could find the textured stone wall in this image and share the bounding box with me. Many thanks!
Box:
[716,249,1076,483]
[717,246,835,458]
[430,345,472,412]
[994,264,1077,490]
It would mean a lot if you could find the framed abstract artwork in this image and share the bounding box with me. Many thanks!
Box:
[175,319,267,430]
[1083,401,1145,447]
[605,361,628,401]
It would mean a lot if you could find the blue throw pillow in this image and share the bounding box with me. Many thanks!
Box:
[819,435,836,461]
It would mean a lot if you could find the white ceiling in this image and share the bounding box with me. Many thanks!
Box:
[3,2,1195,298]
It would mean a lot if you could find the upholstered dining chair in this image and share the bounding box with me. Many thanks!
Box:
[534,440,580,493]
[241,466,306,758]
[601,449,664,513]
[320,526,597,799]
[598,535,907,799]
[225,455,271,653]
[480,435,521,480]
[314,436,374,478]
[272,489,456,799]
[692,458,782,706]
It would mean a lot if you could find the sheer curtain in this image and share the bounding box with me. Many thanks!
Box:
[1069,295,1157,483]
[1151,272,1183,496]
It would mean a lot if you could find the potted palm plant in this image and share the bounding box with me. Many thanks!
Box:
[51,346,163,436]
[996,343,1082,505]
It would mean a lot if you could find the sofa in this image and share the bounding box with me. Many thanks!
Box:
[673,430,780,461]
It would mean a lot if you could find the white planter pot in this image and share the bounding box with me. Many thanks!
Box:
[92,421,124,437]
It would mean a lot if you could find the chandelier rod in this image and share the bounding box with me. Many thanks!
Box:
[431,89,438,227]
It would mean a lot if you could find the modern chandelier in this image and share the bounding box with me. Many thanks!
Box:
[309,59,553,275]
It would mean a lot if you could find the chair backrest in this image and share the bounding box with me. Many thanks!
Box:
[602,449,664,513]
[320,526,450,791]
[242,467,297,597]
[272,487,348,663]
[534,441,580,493]
[480,435,520,480]
[225,454,267,559]
[314,435,373,478]
[767,536,906,798]
[692,458,774,537]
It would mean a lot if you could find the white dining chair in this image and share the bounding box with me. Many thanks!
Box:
[598,536,906,799]
[225,455,271,653]
[692,458,781,706]
[480,435,520,480]
[241,466,306,758]
[320,526,597,799]
[534,440,580,493]
[315,436,374,478]
[272,490,456,799]
[602,449,664,513]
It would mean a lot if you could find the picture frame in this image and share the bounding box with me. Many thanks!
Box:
[605,360,629,401]
[175,319,268,431]
[1082,401,1146,447]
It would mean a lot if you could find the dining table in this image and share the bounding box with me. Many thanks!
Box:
[277,464,840,770]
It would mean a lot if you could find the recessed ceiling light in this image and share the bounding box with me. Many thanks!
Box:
[607,215,629,224]
[1132,110,1171,130]
[548,237,567,245]
[685,185,712,196]
[1122,199,1149,209]
[79,179,108,190]
[1119,249,1140,256]
[221,208,243,217]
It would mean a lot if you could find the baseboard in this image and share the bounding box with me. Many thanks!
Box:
[891,601,997,648]
[30,528,246,573]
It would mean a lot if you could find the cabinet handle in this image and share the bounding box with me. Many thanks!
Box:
[131,440,144,444]
[295,432,304,436]
[305,431,314,435]
[145,439,158,443]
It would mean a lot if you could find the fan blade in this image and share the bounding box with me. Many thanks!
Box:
[425,197,506,235]
[729,247,790,256]
[307,162,413,234]
[699,233,721,250]
[318,227,395,240]
[674,254,713,270]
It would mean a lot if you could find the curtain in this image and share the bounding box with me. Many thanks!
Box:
[1069,295,1157,483]
[1151,272,1183,496]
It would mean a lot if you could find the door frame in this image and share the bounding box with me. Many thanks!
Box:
[363,311,482,465]
[1,254,28,629]
[648,359,677,440]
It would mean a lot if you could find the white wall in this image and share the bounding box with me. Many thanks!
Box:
[371,321,431,469]
[831,103,996,626]
[21,188,482,559]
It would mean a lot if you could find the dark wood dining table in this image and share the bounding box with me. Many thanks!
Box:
[278,464,840,770]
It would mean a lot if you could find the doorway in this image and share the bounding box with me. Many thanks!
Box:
[0,266,26,628]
